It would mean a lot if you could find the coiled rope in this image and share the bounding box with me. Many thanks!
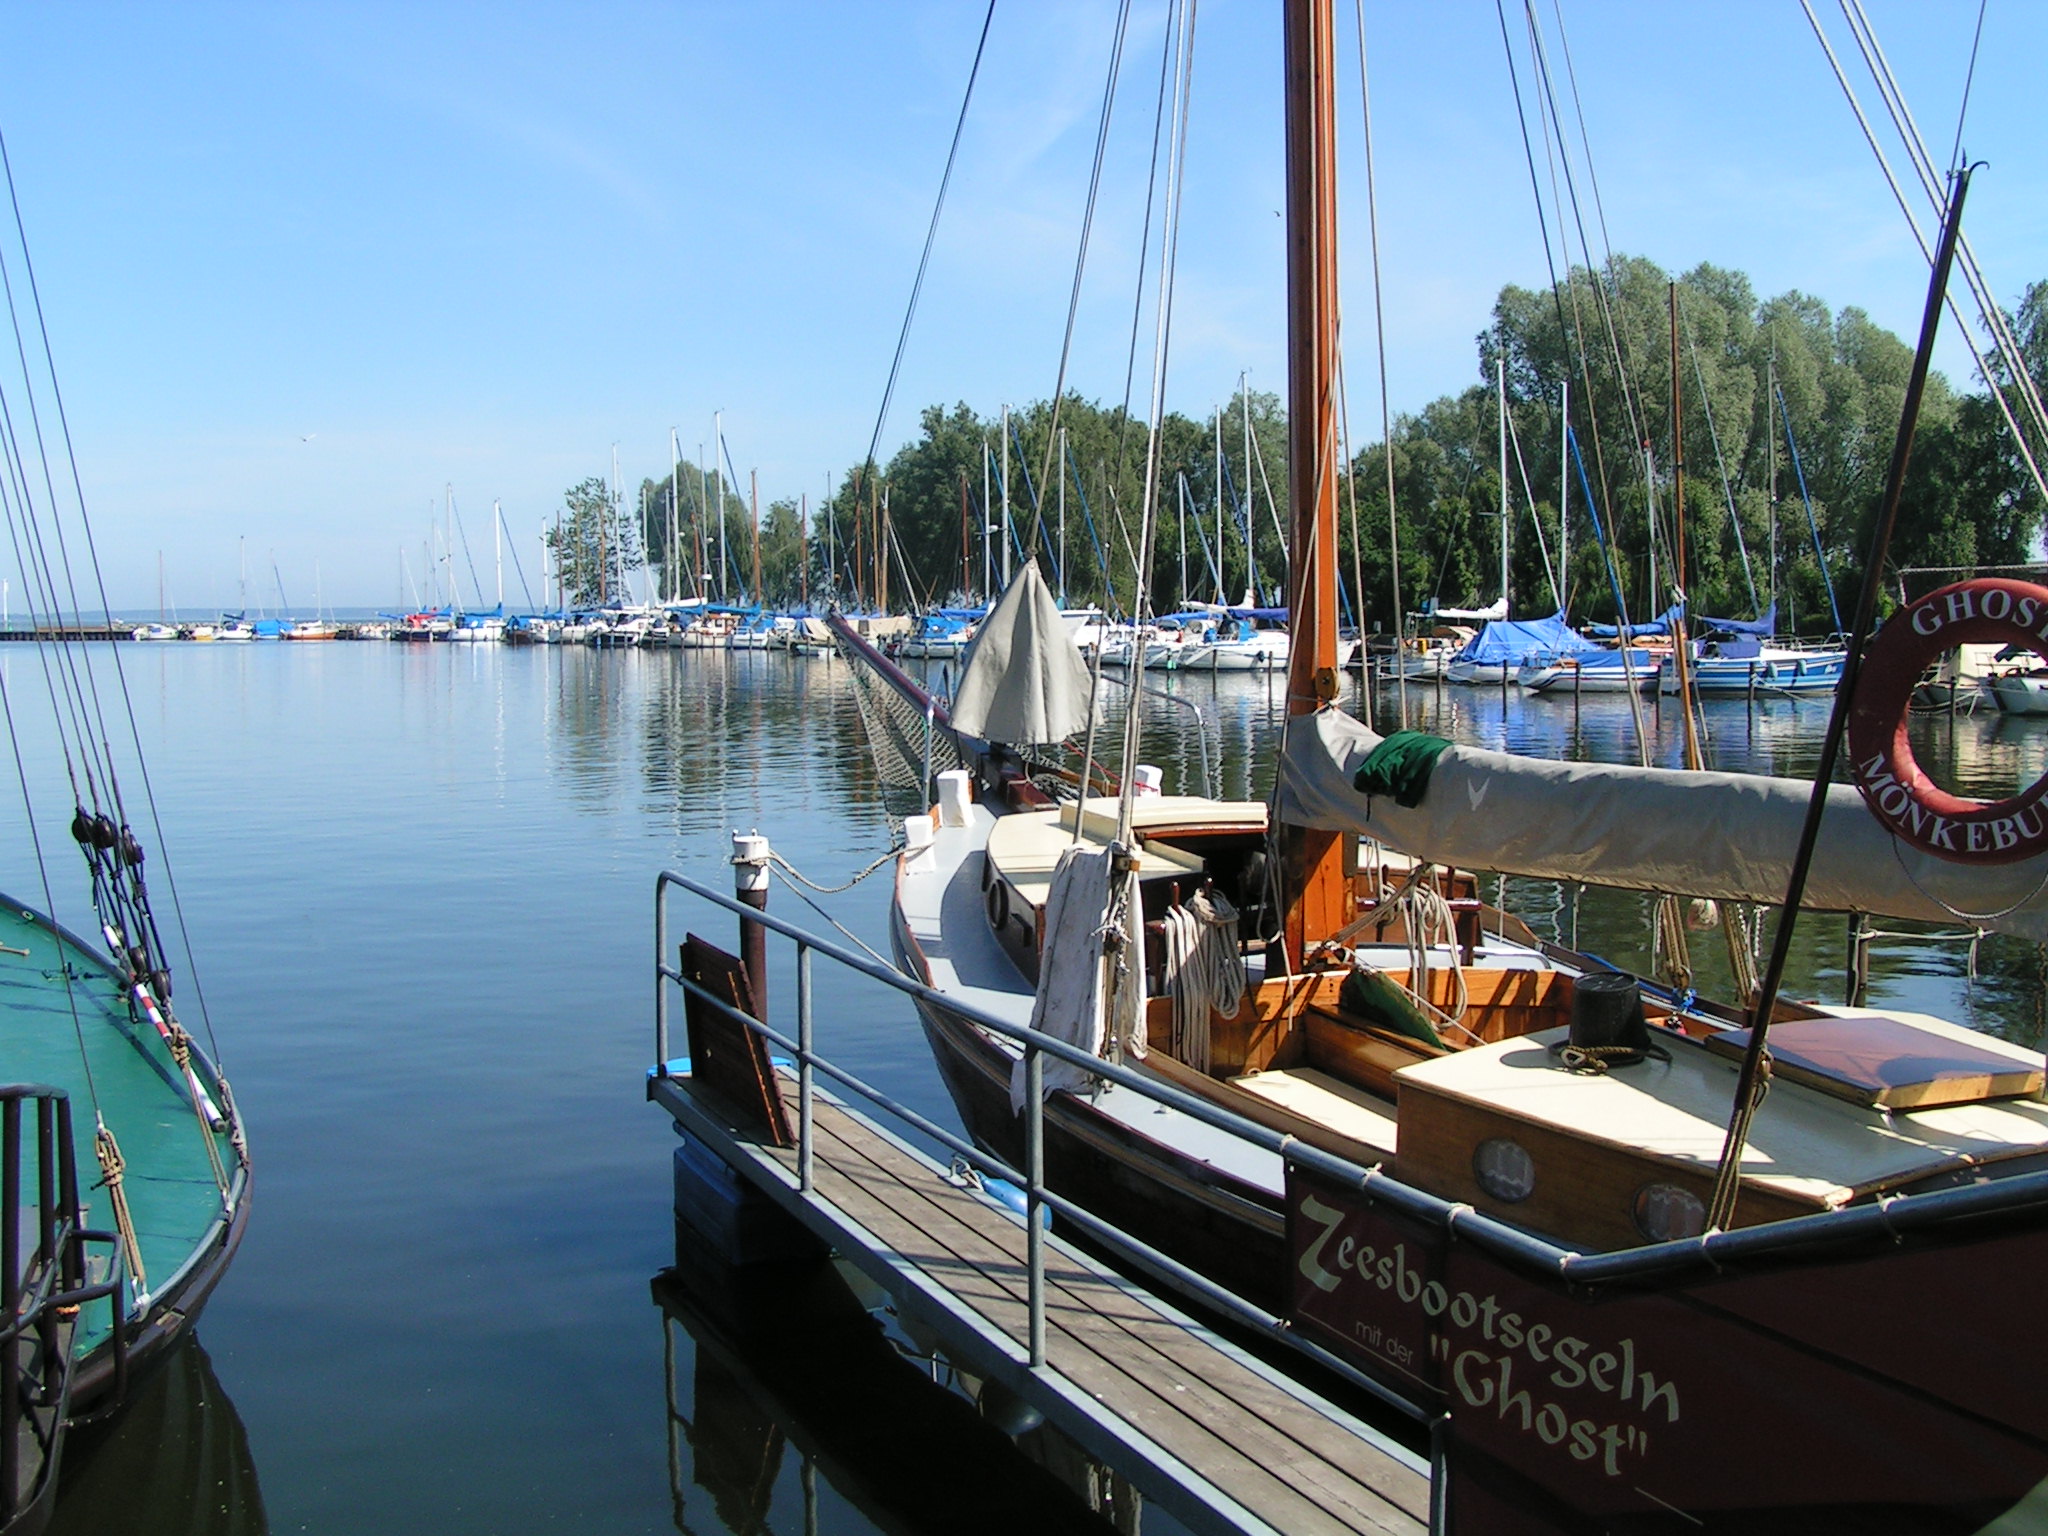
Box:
[1161,888,1243,1075]
[93,1122,145,1297]
[1402,879,1468,1029]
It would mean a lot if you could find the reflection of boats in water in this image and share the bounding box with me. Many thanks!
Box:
[653,1249,1128,1536]
[48,1337,265,1536]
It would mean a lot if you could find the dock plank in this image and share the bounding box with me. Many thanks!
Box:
[807,1110,1430,1512]
[799,1140,1393,1536]
[795,1110,1429,1523]
[781,1100,1428,1534]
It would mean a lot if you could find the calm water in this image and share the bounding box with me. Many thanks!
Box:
[3,643,2036,1534]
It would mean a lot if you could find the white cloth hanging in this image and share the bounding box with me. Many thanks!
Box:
[1012,844,1114,1111]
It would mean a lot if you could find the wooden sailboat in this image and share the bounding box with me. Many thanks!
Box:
[838,4,2048,1527]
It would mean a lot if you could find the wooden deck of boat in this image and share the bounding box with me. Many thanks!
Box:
[652,1070,1431,1536]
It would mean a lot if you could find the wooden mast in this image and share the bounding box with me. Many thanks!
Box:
[1279,0,1349,967]
[1668,282,1702,771]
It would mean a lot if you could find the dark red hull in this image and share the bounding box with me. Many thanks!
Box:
[899,892,2048,1531]
[1291,1163,2048,1532]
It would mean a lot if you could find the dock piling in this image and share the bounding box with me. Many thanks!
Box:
[732,831,770,1014]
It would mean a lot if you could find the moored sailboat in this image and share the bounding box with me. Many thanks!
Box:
[843,5,2048,1526]
[0,167,251,1532]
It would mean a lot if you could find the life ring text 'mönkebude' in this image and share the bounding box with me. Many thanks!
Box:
[1847,577,2048,864]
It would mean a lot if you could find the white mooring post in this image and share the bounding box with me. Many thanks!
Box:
[732,831,770,1016]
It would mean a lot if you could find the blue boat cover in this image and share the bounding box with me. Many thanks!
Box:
[1697,601,1777,638]
[1155,606,1289,625]
[1452,613,1597,665]
[1582,603,1685,640]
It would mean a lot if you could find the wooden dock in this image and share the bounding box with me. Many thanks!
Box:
[652,1069,1432,1536]
[0,624,133,642]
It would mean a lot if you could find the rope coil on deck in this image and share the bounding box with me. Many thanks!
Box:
[1401,880,1468,1028]
[1161,888,1243,1076]
[1553,1040,1672,1075]
[93,1122,146,1296]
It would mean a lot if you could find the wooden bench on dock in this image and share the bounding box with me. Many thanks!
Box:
[651,1067,1431,1536]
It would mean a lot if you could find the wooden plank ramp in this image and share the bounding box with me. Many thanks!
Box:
[653,1071,1431,1536]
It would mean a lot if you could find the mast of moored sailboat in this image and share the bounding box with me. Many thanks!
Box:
[1668,283,1701,771]
[1278,0,1349,967]
[670,430,683,606]
[1497,354,1509,615]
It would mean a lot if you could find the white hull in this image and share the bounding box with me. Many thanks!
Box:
[1444,660,1517,686]
[1992,672,2048,715]
[1519,657,1661,694]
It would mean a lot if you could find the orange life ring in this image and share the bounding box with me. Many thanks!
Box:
[1847,577,2048,864]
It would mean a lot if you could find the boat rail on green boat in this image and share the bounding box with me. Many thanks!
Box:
[0,899,248,1404]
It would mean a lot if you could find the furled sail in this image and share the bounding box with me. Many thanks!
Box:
[1276,707,2048,943]
[950,561,1093,746]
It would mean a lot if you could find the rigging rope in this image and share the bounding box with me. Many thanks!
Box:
[1680,299,1762,613]
[846,0,997,524]
[1496,1,1622,602]
[1804,1,2048,510]
[1654,893,1694,993]
[1112,0,1183,492]
[1503,405,1561,610]
[1028,0,1133,557]
[0,130,239,1172]
[1114,0,1196,849]
[164,1021,230,1199]
[1841,0,2042,450]
[1353,0,1406,727]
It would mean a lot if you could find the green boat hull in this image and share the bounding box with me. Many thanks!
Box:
[0,896,249,1412]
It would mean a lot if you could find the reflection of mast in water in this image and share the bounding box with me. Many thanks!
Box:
[653,1250,1128,1536]
[48,1337,266,1536]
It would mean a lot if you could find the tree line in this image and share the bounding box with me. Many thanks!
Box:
[547,255,2047,631]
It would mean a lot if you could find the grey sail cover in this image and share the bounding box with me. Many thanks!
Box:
[950,561,1092,746]
[1276,707,2048,943]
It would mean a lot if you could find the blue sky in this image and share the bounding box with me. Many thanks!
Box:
[0,1,2039,611]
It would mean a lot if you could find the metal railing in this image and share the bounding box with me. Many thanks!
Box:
[1096,671,1216,799]
[0,1085,126,1519]
[654,866,1437,1421]
[651,863,2048,1416]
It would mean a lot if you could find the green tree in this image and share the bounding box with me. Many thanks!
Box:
[639,460,751,603]
[545,476,642,608]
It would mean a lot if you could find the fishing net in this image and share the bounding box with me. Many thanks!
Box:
[834,629,969,825]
